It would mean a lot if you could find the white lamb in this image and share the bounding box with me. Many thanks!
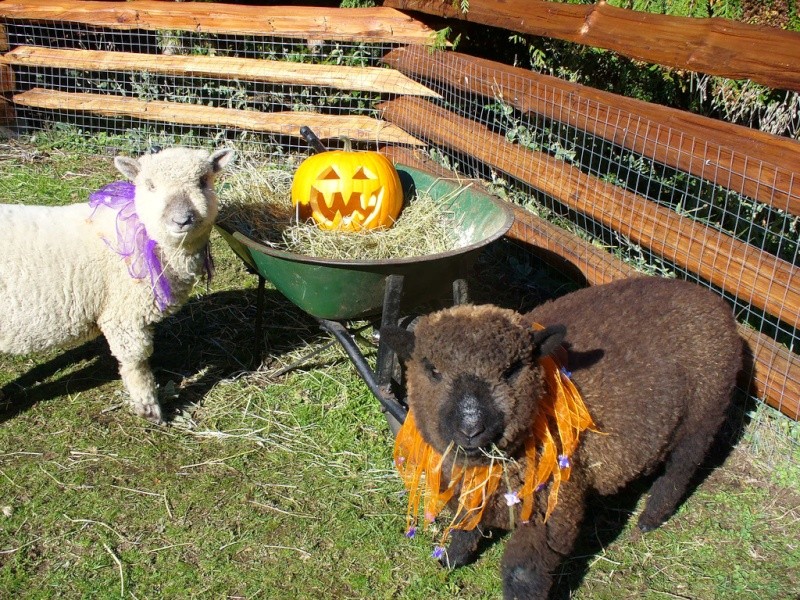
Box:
[0,147,235,424]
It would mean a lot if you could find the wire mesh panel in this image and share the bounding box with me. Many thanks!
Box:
[1,17,420,156]
[379,47,800,434]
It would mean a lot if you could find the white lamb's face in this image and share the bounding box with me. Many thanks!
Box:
[115,148,234,250]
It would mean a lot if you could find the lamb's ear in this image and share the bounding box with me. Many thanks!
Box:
[114,156,141,180]
[532,325,566,358]
[210,148,236,173]
[379,325,415,362]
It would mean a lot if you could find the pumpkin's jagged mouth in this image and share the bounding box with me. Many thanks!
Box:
[311,187,381,214]
[309,185,385,227]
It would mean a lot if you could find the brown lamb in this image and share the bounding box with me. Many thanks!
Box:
[381,276,743,600]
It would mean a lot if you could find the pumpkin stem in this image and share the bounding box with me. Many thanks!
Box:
[341,137,353,152]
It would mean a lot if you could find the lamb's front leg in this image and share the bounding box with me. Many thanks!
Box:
[118,358,163,424]
[101,323,164,424]
[501,521,560,600]
[440,527,485,569]
[502,481,587,600]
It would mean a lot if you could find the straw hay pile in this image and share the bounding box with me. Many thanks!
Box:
[218,160,464,261]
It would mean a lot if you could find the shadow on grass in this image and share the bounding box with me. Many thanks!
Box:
[0,338,117,420]
[467,239,587,312]
[0,286,328,424]
[0,233,764,600]
[0,239,538,426]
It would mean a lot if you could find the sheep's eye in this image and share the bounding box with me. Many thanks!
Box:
[503,359,525,383]
[422,358,442,382]
[144,179,156,192]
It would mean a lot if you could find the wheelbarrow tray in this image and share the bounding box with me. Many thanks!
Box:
[216,164,514,321]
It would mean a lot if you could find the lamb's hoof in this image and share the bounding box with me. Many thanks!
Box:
[135,403,165,425]
[438,549,473,570]
[441,528,481,569]
[441,549,476,569]
[503,565,550,600]
[636,514,663,533]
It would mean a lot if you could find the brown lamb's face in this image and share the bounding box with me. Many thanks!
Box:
[383,306,562,464]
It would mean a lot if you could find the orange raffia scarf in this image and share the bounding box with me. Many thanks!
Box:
[393,327,596,547]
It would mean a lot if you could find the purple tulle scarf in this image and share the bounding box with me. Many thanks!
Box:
[89,181,212,312]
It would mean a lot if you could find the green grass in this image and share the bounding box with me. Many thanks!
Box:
[2,132,799,599]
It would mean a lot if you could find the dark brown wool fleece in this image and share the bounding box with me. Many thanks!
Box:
[383,276,743,600]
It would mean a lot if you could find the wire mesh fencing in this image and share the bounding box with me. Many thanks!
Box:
[381,46,799,459]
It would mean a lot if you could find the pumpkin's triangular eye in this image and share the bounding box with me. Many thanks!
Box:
[319,166,340,180]
[353,166,376,180]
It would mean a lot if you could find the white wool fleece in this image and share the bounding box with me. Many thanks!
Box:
[0,147,235,424]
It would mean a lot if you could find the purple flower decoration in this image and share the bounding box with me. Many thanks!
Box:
[503,490,521,506]
[89,181,174,311]
[405,525,417,538]
[560,366,573,379]
[535,483,546,492]
[558,454,571,469]
[432,546,445,560]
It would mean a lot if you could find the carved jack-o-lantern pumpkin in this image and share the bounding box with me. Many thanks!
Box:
[291,150,403,231]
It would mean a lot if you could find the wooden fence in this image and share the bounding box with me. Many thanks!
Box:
[0,0,437,142]
[0,0,798,422]
[386,0,800,92]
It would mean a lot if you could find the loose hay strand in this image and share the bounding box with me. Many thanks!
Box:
[102,542,125,598]
[218,159,464,260]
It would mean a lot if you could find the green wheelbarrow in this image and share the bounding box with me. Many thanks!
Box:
[216,163,514,429]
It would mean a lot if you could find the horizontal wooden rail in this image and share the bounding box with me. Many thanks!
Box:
[386,0,800,93]
[0,0,437,44]
[383,46,800,217]
[1,46,440,98]
[739,328,800,421]
[13,88,424,145]
[382,146,800,421]
[379,96,800,331]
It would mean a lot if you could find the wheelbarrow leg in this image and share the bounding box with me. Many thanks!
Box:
[318,318,407,425]
[453,277,469,305]
[253,275,266,367]
[376,274,405,436]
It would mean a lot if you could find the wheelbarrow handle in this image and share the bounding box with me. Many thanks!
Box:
[300,126,328,154]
